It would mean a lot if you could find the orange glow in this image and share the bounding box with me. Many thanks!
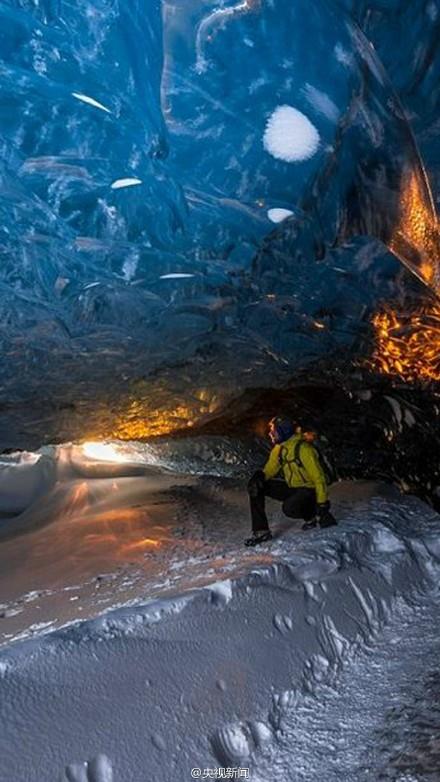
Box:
[107,390,222,441]
[389,170,440,295]
[81,380,224,443]
[63,482,90,516]
[122,537,161,551]
[88,508,145,524]
[370,300,440,383]
[370,165,440,383]
[111,404,195,439]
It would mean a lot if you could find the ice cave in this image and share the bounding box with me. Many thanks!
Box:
[0,2,440,781]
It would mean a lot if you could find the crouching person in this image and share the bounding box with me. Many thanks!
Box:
[245,416,336,547]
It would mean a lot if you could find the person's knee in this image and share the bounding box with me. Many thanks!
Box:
[283,491,315,520]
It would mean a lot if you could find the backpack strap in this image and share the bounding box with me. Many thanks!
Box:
[280,439,331,485]
[292,439,305,469]
[279,439,307,481]
[279,439,305,465]
[279,439,308,473]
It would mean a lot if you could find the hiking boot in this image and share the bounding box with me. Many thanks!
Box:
[301,518,318,531]
[244,531,273,547]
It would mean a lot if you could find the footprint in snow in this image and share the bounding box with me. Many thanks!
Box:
[211,719,274,766]
[63,754,113,782]
[211,724,251,766]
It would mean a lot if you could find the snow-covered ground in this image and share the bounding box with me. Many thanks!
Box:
[1,441,440,781]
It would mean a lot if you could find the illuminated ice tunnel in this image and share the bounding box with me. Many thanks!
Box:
[0,0,439,448]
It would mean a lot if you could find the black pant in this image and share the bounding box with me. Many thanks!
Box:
[249,479,317,533]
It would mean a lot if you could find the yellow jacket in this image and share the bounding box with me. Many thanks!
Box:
[263,435,328,504]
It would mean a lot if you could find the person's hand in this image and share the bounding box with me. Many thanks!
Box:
[316,501,337,528]
[247,470,265,497]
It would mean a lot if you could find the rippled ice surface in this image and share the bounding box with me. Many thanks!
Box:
[253,591,440,782]
[374,646,440,780]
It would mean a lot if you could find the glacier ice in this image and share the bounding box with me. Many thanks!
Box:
[0,0,438,449]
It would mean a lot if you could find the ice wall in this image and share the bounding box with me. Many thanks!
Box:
[0,0,439,447]
[1,489,440,781]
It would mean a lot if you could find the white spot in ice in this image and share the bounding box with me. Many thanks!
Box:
[110,178,143,190]
[122,253,139,282]
[160,273,195,280]
[302,84,340,123]
[72,92,111,114]
[263,105,320,163]
[249,76,266,95]
[267,208,294,224]
[334,43,353,68]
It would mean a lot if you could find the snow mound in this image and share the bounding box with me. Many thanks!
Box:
[263,105,320,162]
[204,579,233,606]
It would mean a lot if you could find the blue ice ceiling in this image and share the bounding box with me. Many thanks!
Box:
[0,0,439,446]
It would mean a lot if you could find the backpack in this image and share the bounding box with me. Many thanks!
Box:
[279,438,335,485]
